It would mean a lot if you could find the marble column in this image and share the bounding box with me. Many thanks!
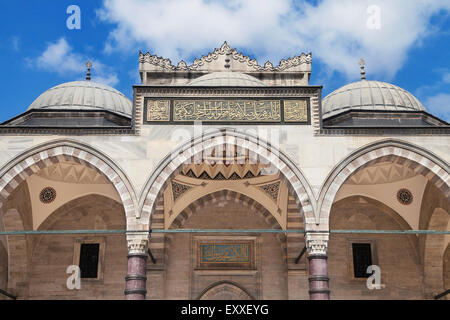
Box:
[125,237,148,300]
[306,233,330,300]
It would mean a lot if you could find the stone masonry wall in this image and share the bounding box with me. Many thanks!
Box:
[164,199,289,300]
[328,196,425,299]
[27,195,127,299]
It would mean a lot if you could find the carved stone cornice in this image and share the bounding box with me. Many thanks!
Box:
[305,232,329,256]
[139,41,311,72]
[127,238,149,256]
[135,86,320,97]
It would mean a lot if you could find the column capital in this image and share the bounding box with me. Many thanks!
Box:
[127,238,149,256]
[305,232,329,256]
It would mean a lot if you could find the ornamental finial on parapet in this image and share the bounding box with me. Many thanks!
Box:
[221,41,231,53]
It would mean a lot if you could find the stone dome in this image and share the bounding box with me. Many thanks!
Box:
[188,72,265,87]
[27,81,133,117]
[322,80,426,119]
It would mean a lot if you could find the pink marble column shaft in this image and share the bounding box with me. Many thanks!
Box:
[308,255,330,300]
[125,254,147,300]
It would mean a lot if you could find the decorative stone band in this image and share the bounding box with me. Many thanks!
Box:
[125,274,148,281]
[308,289,331,295]
[124,288,147,296]
[308,275,330,282]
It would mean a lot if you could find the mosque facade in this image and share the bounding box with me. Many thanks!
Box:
[0,42,448,300]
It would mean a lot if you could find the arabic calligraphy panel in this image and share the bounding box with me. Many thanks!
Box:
[146,100,170,121]
[201,244,250,263]
[284,100,308,122]
[173,100,281,122]
[196,240,255,269]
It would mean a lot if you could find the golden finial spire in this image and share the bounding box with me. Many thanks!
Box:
[85,60,92,81]
[359,58,366,80]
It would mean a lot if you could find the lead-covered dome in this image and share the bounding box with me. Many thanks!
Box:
[322,80,426,119]
[27,81,132,117]
[188,72,265,87]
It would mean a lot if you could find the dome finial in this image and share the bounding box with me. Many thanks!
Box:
[85,60,92,81]
[359,58,366,80]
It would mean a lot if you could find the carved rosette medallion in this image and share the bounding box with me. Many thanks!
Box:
[397,188,413,205]
[39,187,56,204]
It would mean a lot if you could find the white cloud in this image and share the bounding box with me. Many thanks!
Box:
[33,38,119,87]
[443,72,450,84]
[97,0,450,80]
[424,93,450,121]
[10,36,20,51]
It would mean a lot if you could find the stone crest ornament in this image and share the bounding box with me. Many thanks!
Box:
[397,188,413,205]
[139,41,312,72]
[39,187,56,204]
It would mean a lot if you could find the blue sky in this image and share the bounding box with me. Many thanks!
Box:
[0,0,449,122]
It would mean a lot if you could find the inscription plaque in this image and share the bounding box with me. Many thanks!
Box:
[201,244,250,263]
[174,100,281,122]
[146,100,170,121]
[284,100,308,122]
[196,240,255,269]
[144,98,309,124]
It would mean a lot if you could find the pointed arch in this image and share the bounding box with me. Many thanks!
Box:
[169,189,282,230]
[139,128,316,231]
[198,280,254,300]
[318,139,450,229]
[0,139,138,230]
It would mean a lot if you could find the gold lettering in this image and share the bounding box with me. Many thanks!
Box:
[284,100,308,122]
[174,100,281,122]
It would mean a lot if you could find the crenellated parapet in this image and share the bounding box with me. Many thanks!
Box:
[139,41,312,86]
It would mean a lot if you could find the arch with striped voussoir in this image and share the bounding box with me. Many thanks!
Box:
[140,129,316,232]
[318,139,450,229]
[148,188,305,269]
[0,140,138,230]
[198,280,254,300]
[170,189,283,230]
